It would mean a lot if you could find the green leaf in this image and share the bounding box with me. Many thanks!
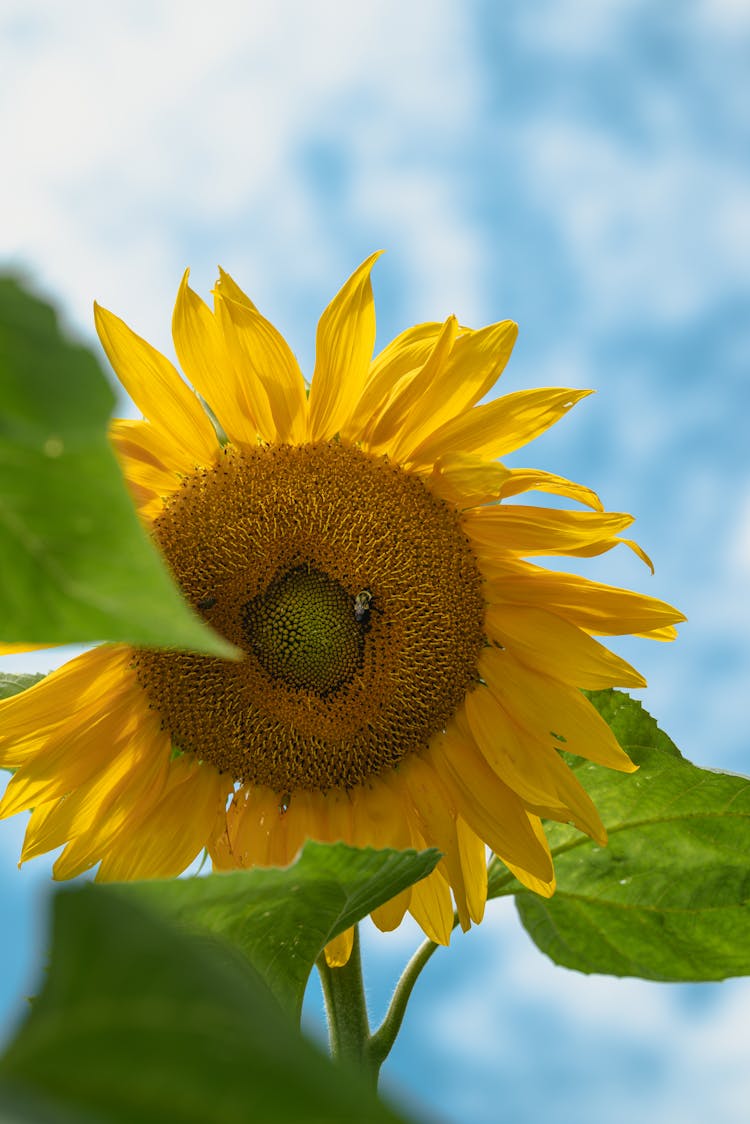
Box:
[126,841,439,1018]
[0,276,233,655]
[490,690,750,981]
[0,672,45,700]
[0,884,411,1124]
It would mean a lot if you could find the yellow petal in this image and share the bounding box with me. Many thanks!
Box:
[358,774,454,944]
[350,780,412,932]
[485,604,647,689]
[341,322,445,442]
[365,316,460,454]
[214,266,260,313]
[395,755,472,930]
[502,815,556,897]
[109,416,192,475]
[409,387,593,468]
[314,788,355,844]
[370,889,412,933]
[274,791,317,861]
[324,927,355,968]
[499,468,603,511]
[207,817,234,872]
[0,689,142,817]
[479,647,636,775]
[308,252,383,441]
[172,272,266,447]
[20,798,68,865]
[408,863,455,946]
[464,504,635,559]
[619,538,656,574]
[94,303,217,468]
[95,757,230,881]
[390,319,518,460]
[215,291,307,444]
[463,683,607,843]
[109,419,182,510]
[226,785,284,868]
[237,795,301,863]
[428,732,554,881]
[0,642,56,655]
[21,709,170,868]
[483,558,686,638]
[136,494,168,525]
[425,452,511,508]
[209,786,253,870]
[555,536,655,572]
[0,646,133,760]
[455,816,488,924]
[49,719,173,877]
[350,776,411,850]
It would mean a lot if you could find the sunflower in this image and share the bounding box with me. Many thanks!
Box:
[0,254,683,965]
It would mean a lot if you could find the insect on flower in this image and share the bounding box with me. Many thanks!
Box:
[353,589,373,623]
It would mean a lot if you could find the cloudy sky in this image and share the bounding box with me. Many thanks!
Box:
[1,2,749,1121]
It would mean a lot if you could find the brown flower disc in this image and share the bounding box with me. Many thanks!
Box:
[135,443,485,792]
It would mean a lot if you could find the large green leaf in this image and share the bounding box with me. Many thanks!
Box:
[0,276,233,655]
[0,672,45,700]
[0,884,411,1124]
[489,690,750,981]
[127,841,439,1018]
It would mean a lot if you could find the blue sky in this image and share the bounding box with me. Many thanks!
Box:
[1,2,749,1121]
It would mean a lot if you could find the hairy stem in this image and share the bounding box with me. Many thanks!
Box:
[367,935,440,1070]
[317,927,376,1080]
[318,916,457,1084]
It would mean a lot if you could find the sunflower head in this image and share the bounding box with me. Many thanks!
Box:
[0,253,684,964]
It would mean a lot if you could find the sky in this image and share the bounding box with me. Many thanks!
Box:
[1,1,749,1121]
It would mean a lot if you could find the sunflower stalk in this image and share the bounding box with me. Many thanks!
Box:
[317,926,377,1082]
[318,921,451,1084]
[367,933,441,1071]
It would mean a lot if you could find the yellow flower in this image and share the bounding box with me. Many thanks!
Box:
[0,254,683,965]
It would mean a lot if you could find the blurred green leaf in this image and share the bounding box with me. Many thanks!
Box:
[489,690,750,981]
[128,841,439,1018]
[0,884,412,1124]
[0,672,45,700]
[0,276,233,655]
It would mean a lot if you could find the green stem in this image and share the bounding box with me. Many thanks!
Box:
[368,934,440,1070]
[317,926,375,1079]
[317,916,458,1084]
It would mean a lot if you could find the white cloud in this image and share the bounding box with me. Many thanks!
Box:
[429,908,670,1059]
[0,0,485,354]
[512,0,637,55]
[421,904,750,1124]
[514,0,750,55]
[697,0,750,33]
[515,120,750,326]
[725,483,750,578]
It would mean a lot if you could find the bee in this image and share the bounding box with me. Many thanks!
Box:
[279,792,292,815]
[197,595,217,612]
[353,589,373,623]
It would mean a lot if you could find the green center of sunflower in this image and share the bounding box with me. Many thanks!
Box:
[242,567,364,696]
[134,443,485,793]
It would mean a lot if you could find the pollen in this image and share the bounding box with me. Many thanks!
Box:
[134,443,485,792]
